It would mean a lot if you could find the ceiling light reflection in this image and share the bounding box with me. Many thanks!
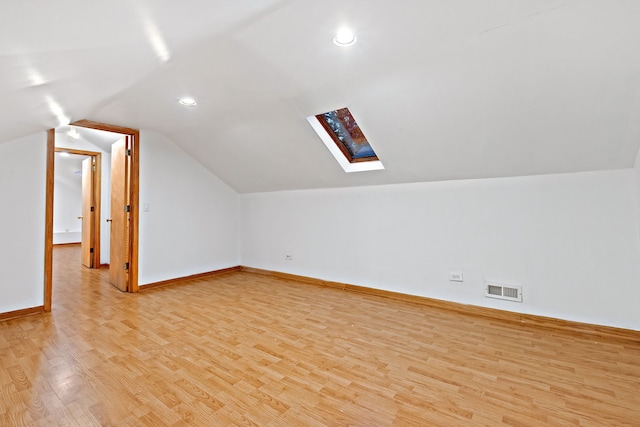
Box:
[145,21,171,62]
[133,2,171,62]
[28,69,46,86]
[45,96,70,126]
[67,128,80,140]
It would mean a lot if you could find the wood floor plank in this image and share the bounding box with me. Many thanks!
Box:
[0,245,639,425]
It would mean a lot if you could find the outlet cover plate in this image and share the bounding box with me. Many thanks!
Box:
[449,272,463,282]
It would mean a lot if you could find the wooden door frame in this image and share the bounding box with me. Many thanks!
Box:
[54,147,102,269]
[44,121,140,311]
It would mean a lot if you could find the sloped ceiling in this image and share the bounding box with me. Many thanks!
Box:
[2,0,640,193]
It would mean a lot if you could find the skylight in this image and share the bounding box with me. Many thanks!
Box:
[307,107,384,173]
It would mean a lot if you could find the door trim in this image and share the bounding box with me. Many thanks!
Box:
[44,121,140,311]
[55,147,102,269]
[71,120,140,294]
[44,130,54,311]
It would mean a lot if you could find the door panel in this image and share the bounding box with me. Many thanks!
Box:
[81,157,94,268]
[109,138,129,292]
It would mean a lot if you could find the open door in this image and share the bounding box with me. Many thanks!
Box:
[80,157,95,268]
[44,121,139,311]
[109,137,130,292]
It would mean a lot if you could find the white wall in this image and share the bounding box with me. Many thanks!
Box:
[139,130,239,285]
[53,160,82,244]
[53,231,81,245]
[55,135,112,263]
[634,148,640,247]
[241,170,640,330]
[0,133,46,312]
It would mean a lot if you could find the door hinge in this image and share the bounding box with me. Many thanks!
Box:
[124,262,129,270]
[125,205,130,212]
[92,165,96,172]
[126,149,131,156]
[90,206,94,212]
[90,248,94,253]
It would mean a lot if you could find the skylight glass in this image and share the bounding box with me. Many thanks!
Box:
[307,107,384,173]
[316,108,378,162]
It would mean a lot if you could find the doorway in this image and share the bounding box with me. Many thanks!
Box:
[44,121,140,311]
[53,148,101,268]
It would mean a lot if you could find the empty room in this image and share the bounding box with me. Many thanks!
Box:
[1,1,639,425]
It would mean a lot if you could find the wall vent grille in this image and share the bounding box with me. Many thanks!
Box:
[485,282,522,302]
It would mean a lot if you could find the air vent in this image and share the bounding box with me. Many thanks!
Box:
[485,281,522,302]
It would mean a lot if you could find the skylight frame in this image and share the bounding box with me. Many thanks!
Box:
[307,107,384,173]
[315,109,378,163]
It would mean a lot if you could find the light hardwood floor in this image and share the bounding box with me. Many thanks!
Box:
[1,245,639,426]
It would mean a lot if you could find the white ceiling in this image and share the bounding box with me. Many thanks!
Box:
[54,152,88,186]
[56,126,123,153]
[53,127,119,184]
[2,0,640,193]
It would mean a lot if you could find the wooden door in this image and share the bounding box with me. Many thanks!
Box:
[109,138,130,292]
[80,157,94,268]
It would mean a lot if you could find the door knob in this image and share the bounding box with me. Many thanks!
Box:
[106,218,112,223]
[77,216,83,219]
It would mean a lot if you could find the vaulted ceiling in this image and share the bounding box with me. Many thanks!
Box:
[3,1,640,193]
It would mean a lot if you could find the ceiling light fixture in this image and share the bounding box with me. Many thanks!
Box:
[334,28,357,47]
[59,151,71,158]
[179,97,197,107]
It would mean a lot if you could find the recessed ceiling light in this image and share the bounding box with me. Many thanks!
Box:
[179,97,197,107]
[334,28,357,47]
[59,151,71,158]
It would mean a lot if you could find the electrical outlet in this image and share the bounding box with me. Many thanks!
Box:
[285,253,293,261]
[449,272,463,282]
